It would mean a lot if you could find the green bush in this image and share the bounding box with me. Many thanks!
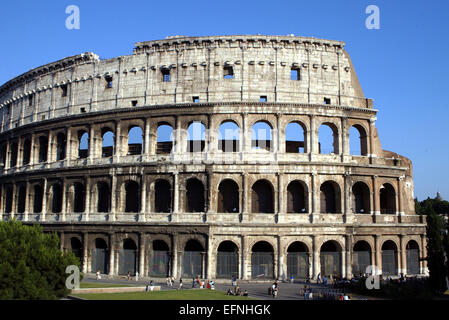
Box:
[0,220,80,300]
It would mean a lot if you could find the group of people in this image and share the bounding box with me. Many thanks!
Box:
[267,281,279,298]
[165,276,176,287]
[227,285,248,296]
[192,276,215,290]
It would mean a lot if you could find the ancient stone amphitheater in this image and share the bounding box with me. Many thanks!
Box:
[0,35,427,281]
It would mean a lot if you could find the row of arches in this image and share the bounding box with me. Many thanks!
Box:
[1,179,397,215]
[0,119,369,168]
[69,237,421,278]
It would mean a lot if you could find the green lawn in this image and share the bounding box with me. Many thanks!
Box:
[72,289,256,300]
[80,282,135,289]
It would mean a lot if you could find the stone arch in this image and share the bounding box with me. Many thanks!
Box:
[78,130,89,158]
[33,183,44,213]
[22,138,31,165]
[96,181,110,213]
[3,184,13,214]
[251,241,274,279]
[349,124,368,156]
[285,121,307,153]
[73,182,85,213]
[127,125,143,155]
[92,238,109,274]
[182,239,204,278]
[70,237,83,266]
[352,241,372,276]
[49,183,63,214]
[119,238,137,276]
[380,183,396,214]
[217,179,239,213]
[287,241,309,279]
[216,240,239,279]
[56,132,67,161]
[186,178,205,213]
[318,122,339,154]
[154,179,172,213]
[320,240,342,277]
[156,122,173,154]
[17,184,27,214]
[251,179,274,213]
[218,120,240,152]
[38,135,48,163]
[352,181,371,214]
[320,181,341,213]
[381,240,398,276]
[123,180,140,213]
[287,180,308,213]
[187,121,206,153]
[406,240,420,275]
[149,239,170,277]
[251,121,273,151]
[101,127,114,158]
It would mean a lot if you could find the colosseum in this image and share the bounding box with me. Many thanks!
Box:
[0,35,427,281]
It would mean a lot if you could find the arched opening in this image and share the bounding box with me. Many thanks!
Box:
[216,241,239,279]
[4,185,13,214]
[9,142,18,167]
[51,184,63,214]
[154,180,171,213]
[287,242,309,279]
[97,182,110,213]
[318,123,338,154]
[381,240,398,276]
[187,121,206,153]
[70,237,83,266]
[186,178,205,213]
[349,125,368,156]
[251,180,274,213]
[38,136,48,163]
[125,181,139,213]
[285,122,306,153]
[149,240,170,277]
[287,181,308,213]
[56,132,66,161]
[101,129,114,158]
[22,139,31,165]
[380,183,396,214]
[182,240,204,278]
[406,240,420,275]
[78,131,89,158]
[320,181,341,213]
[17,185,27,214]
[157,123,173,154]
[251,121,272,151]
[119,239,137,276]
[217,179,239,213]
[218,121,239,152]
[320,241,342,277]
[251,241,274,279]
[352,241,372,276]
[74,183,85,213]
[128,126,143,155]
[92,238,108,274]
[0,144,7,167]
[33,184,43,213]
[352,182,370,214]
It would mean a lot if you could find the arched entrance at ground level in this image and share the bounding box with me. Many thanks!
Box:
[217,180,239,213]
[119,239,137,276]
[216,241,239,279]
[251,180,274,213]
[381,240,398,276]
[251,241,274,279]
[406,240,420,275]
[70,237,83,266]
[320,241,342,278]
[352,241,372,276]
[149,240,170,277]
[92,238,109,274]
[287,242,309,279]
[182,240,204,278]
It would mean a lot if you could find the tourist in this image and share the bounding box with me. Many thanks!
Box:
[317,273,321,284]
[308,288,313,300]
[290,275,294,283]
[150,280,154,291]
[166,277,170,286]
[210,280,215,290]
[96,270,101,280]
[303,285,308,300]
[192,277,196,288]
[323,275,328,286]
[178,278,183,290]
[231,275,236,286]
[127,271,131,281]
[243,290,248,296]
[207,281,210,289]
[227,289,233,295]
[171,276,175,286]
[136,271,139,282]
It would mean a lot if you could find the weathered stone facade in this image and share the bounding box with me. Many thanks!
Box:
[0,35,426,280]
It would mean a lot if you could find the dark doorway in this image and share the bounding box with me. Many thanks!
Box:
[287,242,309,279]
[381,240,398,276]
[51,184,63,214]
[33,184,43,213]
[182,240,203,278]
[125,181,139,213]
[320,241,342,277]
[406,241,420,275]
[97,182,110,213]
[251,241,274,279]
[320,181,340,213]
[38,136,48,163]
[149,240,170,277]
[352,182,370,214]
[217,180,239,213]
[92,238,108,274]
[186,179,205,213]
[119,239,137,276]
[287,181,307,213]
[70,237,83,266]
[251,180,274,213]
[17,185,27,214]
[352,241,372,276]
[56,132,66,161]
[216,241,239,279]
[74,183,85,213]
[380,184,396,214]
[155,180,171,213]
[22,139,31,165]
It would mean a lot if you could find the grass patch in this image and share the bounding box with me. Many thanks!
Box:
[73,289,256,300]
[80,282,135,289]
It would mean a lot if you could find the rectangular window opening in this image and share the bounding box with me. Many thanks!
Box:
[223,66,234,79]
[291,68,300,81]
[193,96,199,103]
[132,100,138,107]
[61,84,68,97]
[162,69,171,82]
[28,95,33,107]
[324,98,331,105]
[105,76,113,89]
[260,96,267,103]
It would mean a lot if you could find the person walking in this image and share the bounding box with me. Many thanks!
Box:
[317,273,321,284]
[127,271,131,281]
[150,280,154,292]
[178,278,183,290]
[171,276,175,287]
[136,271,139,282]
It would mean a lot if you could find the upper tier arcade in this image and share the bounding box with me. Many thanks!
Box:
[0,35,370,133]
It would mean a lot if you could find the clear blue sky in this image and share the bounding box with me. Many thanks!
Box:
[1,0,448,201]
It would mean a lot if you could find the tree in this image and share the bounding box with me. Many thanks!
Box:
[0,220,80,299]
[425,202,447,295]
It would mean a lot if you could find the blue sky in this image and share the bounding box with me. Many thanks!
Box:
[1,0,448,201]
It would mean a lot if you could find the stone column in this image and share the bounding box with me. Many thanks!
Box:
[369,118,377,159]
[84,177,91,221]
[139,233,145,277]
[16,137,23,168]
[344,173,353,223]
[171,234,178,278]
[144,117,151,158]
[114,121,122,160]
[242,236,249,280]
[24,181,30,222]
[46,130,53,164]
[66,127,72,164]
[82,233,89,273]
[345,235,353,278]
[341,117,350,162]
[88,125,95,161]
[277,172,284,214]
[312,236,320,280]
[61,178,67,222]
[173,172,179,214]
[309,115,316,161]
[398,176,405,216]
[206,236,214,279]
[110,171,117,221]
[41,178,48,221]
[311,172,319,219]
[242,113,249,153]
[399,235,406,275]
[373,175,380,216]
[109,233,115,275]
[242,173,249,220]
[277,113,285,154]
[140,175,147,221]
[374,235,381,275]
[420,234,428,275]
[30,133,35,166]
